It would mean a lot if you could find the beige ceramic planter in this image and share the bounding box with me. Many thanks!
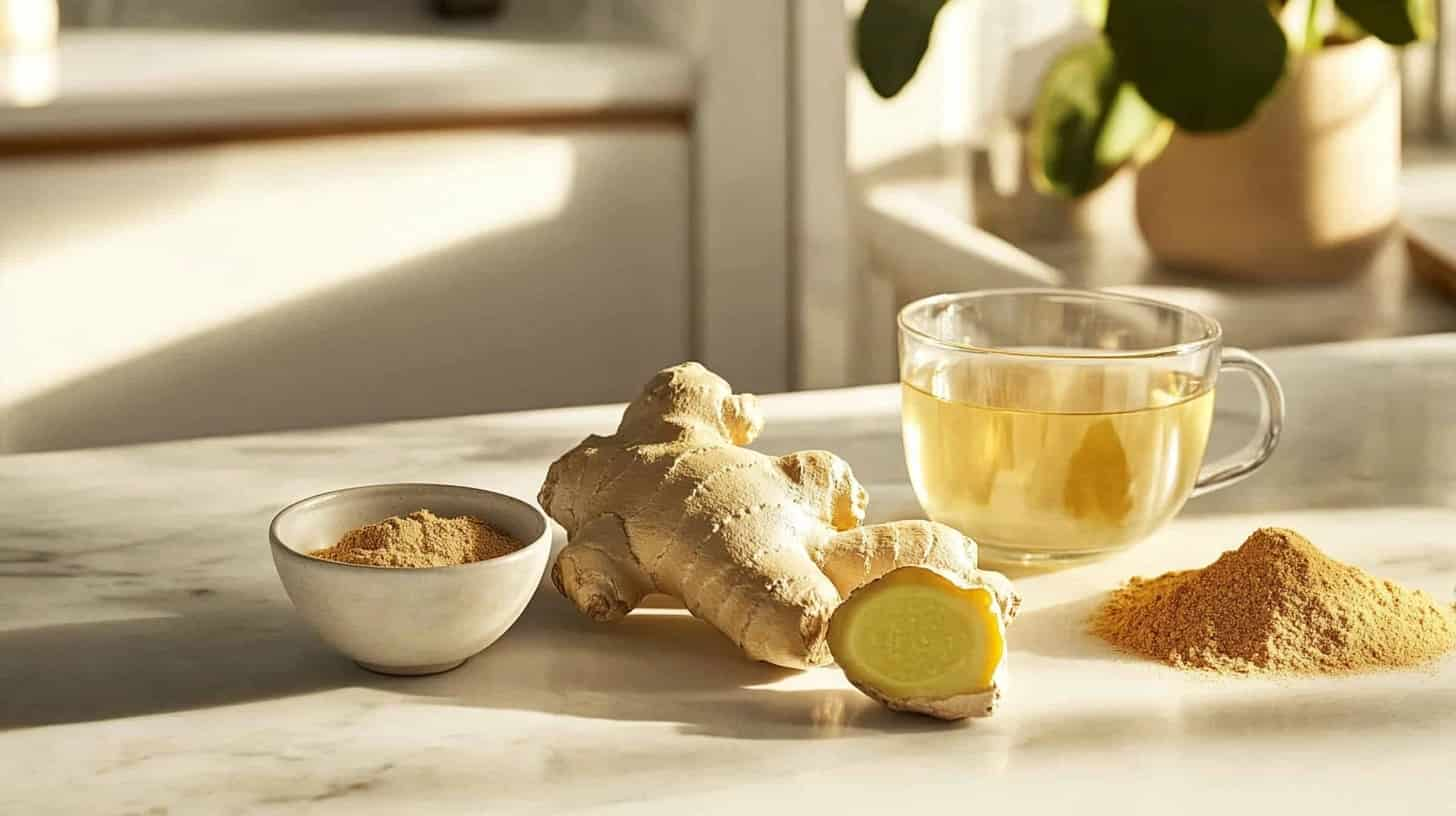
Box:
[1136,38,1400,281]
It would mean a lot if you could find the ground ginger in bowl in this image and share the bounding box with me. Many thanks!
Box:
[271,483,551,674]
[309,509,523,568]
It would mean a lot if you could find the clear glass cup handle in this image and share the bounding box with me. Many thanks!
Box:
[1192,347,1285,498]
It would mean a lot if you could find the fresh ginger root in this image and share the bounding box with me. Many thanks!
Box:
[829,566,1010,719]
[539,362,1019,670]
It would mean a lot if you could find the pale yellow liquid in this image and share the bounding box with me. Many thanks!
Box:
[902,363,1214,560]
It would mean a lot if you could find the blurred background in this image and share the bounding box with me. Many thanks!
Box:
[3,0,1455,454]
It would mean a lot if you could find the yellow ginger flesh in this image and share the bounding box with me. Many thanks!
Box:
[539,362,1020,670]
[829,566,1009,719]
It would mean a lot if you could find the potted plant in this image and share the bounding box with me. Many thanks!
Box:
[856,0,1436,280]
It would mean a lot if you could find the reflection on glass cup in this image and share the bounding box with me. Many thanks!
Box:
[899,289,1284,565]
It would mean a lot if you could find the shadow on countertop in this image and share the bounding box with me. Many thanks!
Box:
[0,580,952,740]
[357,593,956,740]
[0,513,959,740]
[7,576,1454,752]
[1007,593,1126,664]
[0,588,360,730]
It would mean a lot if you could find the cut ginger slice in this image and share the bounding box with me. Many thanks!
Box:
[828,566,1008,720]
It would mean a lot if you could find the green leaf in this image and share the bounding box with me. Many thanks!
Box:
[1333,0,1435,44]
[1106,0,1289,132]
[1029,39,1170,197]
[854,0,951,98]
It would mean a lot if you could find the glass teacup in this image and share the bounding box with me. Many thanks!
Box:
[899,289,1283,565]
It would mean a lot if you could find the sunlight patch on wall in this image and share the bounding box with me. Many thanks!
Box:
[0,132,573,408]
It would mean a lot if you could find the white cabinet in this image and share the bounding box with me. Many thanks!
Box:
[0,7,852,451]
[0,127,691,451]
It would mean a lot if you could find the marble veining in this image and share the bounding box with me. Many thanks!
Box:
[3,337,1456,814]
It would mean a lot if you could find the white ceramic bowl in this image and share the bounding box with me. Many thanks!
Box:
[270,483,550,675]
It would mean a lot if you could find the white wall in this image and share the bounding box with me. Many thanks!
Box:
[846,0,970,175]
[843,0,972,386]
[0,127,692,452]
[11,0,843,451]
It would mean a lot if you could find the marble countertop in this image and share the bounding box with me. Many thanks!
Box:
[4,336,1455,814]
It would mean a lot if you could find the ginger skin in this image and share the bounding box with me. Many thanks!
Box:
[539,362,1019,670]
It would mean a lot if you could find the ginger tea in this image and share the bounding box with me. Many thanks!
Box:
[902,362,1214,560]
